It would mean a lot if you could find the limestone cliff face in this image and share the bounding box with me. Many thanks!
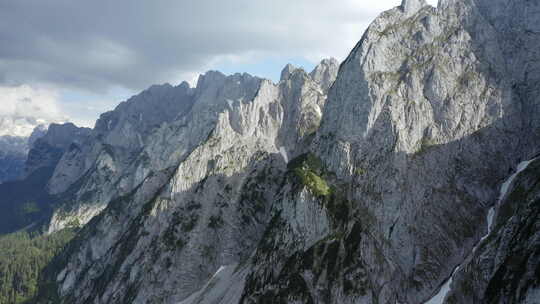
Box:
[36,61,337,303]
[46,83,197,232]
[34,0,540,303]
[446,158,540,304]
[240,0,540,303]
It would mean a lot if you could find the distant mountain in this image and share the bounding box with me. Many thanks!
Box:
[0,126,48,183]
[0,120,51,184]
[0,135,28,183]
[0,123,90,234]
[0,116,53,138]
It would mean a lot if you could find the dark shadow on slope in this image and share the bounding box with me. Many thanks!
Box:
[0,166,57,234]
[240,110,540,304]
[33,151,288,304]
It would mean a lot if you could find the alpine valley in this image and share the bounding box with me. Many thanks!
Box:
[1,0,539,303]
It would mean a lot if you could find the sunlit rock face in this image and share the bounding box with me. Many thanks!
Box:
[240,0,540,302]
[34,0,540,303]
[36,59,337,303]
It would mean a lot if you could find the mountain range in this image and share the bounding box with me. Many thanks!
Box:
[0,0,539,303]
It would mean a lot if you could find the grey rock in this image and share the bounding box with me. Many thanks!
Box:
[240,0,540,303]
[25,123,91,178]
[34,0,540,302]
[401,0,429,16]
[28,124,48,148]
[309,58,340,92]
[37,59,336,303]
[446,158,540,304]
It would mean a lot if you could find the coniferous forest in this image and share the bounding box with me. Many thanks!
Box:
[0,229,75,304]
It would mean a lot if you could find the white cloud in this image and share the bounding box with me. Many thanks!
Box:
[0,0,440,92]
[0,85,69,136]
[0,1,441,127]
[0,85,65,121]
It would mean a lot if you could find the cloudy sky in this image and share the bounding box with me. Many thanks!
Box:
[0,0,438,127]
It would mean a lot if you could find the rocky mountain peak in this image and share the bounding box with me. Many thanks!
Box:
[28,125,48,147]
[37,123,90,149]
[25,122,91,178]
[310,58,340,91]
[280,59,339,92]
[178,80,191,90]
[195,70,227,90]
[280,63,300,81]
[400,0,429,15]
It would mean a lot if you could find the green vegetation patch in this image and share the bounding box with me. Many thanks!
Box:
[294,169,331,197]
[0,229,76,304]
[288,153,331,197]
[20,202,40,215]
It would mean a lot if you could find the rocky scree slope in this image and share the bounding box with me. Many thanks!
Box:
[35,0,540,302]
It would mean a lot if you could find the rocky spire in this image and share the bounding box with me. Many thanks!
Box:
[400,0,428,16]
[310,58,339,92]
[280,63,300,81]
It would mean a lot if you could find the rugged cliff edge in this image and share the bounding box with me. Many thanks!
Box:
[32,0,540,303]
[240,0,540,302]
[35,60,338,303]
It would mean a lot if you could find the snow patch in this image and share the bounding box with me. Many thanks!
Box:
[226,99,234,109]
[425,266,460,304]
[279,146,289,163]
[498,159,535,203]
[178,264,247,304]
[424,158,536,304]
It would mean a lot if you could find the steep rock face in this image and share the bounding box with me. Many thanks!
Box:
[239,0,540,303]
[446,158,540,304]
[34,0,540,302]
[278,65,330,158]
[37,61,338,303]
[47,82,196,195]
[309,58,340,92]
[25,123,91,178]
[46,82,198,232]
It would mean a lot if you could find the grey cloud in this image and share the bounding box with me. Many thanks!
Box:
[0,0,399,92]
